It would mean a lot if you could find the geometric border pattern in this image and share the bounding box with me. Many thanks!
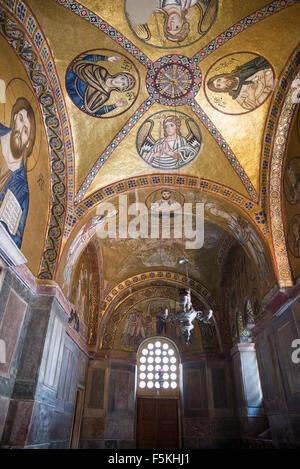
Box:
[0,2,75,280]
[66,173,261,239]
[192,0,299,63]
[269,68,300,287]
[53,0,298,207]
[99,271,218,321]
[99,285,216,352]
[261,48,300,215]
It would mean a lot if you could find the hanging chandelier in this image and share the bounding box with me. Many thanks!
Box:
[157,259,213,345]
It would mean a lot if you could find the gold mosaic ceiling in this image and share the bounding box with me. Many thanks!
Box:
[1,0,299,295]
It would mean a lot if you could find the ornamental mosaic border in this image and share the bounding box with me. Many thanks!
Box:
[99,285,214,352]
[189,99,258,202]
[269,70,300,287]
[53,0,295,205]
[66,173,262,239]
[192,0,298,63]
[53,0,151,67]
[1,1,76,280]
[261,48,300,214]
[73,94,255,205]
[74,96,154,204]
[100,271,217,321]
[217,233,235,266]
[52,0,297,66]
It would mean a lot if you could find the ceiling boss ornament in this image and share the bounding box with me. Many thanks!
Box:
[147,55,202,106]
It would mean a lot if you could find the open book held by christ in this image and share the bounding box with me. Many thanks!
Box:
[0,189,22,236]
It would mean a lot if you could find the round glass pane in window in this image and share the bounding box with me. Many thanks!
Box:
[139,381,146,388]
[162,351,167,356]
[155,357,161,363]
[147,373,154,380]
[140,364,146,372]
[171,382,177,389]
[171,373,177,380]
[163,343,168,350]
[170,365,176,372]
[163,381,169,389]
[147,356,154,363]
[142,349,148,355]
[140,373,146,380]
[149,351,154,356]
[163,356,169,364]
[163,373,169,380]
[170,357,176,363]
[140,357,146,363]
[155,364,161,371]
[147,381,154,389]
[155,349,161,355]
[148,343,154,350]
[155,341,161,348]
[163,365,169,372]
[168,349,174,356]
[147,365,154,372]
[155,382,160,389]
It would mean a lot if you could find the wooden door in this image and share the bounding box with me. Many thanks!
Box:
[137,398,179,449]
[70,389,84,448]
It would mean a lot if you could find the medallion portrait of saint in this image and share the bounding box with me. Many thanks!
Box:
[145,188,184,216]
[66,49,140,118]
[125,0,218,49]
[137,111,202,170]
[205,53,275,115]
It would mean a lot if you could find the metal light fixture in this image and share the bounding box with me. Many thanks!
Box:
[157,259,213,345]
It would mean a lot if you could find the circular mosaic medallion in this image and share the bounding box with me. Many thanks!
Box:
[65,48,140,119]
[124,0,219,50]
[154,63,193,99]
[147,55,201,105]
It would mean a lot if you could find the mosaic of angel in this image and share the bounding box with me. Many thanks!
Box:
[137,113,201,170]
[125,0,218,48]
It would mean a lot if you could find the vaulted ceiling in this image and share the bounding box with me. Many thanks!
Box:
[1,0,299,352]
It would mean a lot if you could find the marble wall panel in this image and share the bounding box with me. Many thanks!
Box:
[212,368,227,409]
[0,290,27,378]
[1,400,33,446]
[80,416,105,440]
[183,362,208,418]
[26,401,54,446]
[88,368,105,409]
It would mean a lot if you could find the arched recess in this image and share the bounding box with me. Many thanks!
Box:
[268,47,300,287]
[66,237,103,345]
[219,242,263,351]
[0,2,76,280]
[98,282,221,355]
[56,183,276,302]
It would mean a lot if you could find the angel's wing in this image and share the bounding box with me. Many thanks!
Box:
[186,119,202,149]
[196,0,218,34]
[128,16,151,42]
[137,119,155,155]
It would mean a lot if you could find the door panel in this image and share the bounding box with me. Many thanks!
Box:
[137,398,179,449]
